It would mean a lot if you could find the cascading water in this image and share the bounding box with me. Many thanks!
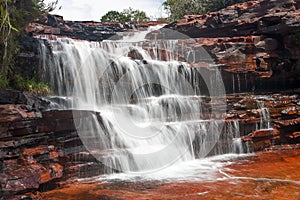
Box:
[257,101,271,130]
[38,27,245,177]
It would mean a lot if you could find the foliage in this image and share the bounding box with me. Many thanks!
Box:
[12,74,51,95]
[0,72,8,89]
[0,0,57,88]
[101,7,150,23]
[163,0,250,21]
[163,0,202,22]
[100,11,124,22]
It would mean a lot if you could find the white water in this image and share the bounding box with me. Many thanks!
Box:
[38,26,245,177]
[119,24,166,42]
[257,101,271,130]
[98,153,250,182]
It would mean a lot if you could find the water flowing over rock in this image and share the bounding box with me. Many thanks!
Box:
[1,91,299,198]
[2,0,300,198]
[37,35,236,173]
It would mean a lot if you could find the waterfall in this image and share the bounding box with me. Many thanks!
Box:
[38,27,244,174]
[257,101,271,129]
[237,73,241,93]
[207,120,244,156]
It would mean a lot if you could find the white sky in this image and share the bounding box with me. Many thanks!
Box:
[45,0,166,21]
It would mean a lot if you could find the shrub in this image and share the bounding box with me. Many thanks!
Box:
[13,74,51,96]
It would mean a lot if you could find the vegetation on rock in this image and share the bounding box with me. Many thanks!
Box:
[12,74,51,95]
[0,0,56,91]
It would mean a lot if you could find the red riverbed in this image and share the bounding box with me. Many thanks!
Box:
[44,145,300,200]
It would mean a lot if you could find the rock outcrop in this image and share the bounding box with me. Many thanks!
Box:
[26,14,165,41]
[152,0,300,38]
[0,90,111,199]
[146,0,300,93]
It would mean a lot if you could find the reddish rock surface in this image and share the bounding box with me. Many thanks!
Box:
[0,90,110,199]
[43,145,300,200]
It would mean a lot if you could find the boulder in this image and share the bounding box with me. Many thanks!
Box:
[128,48,144,60]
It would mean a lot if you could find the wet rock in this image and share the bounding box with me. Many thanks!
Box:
[2,160,41,194]
[252,129,275,138]
[288,132,300,139]
[0,104,109,198]
[252,139,272,151]
[238,113,249,119]
[46,14,58,27]
[264,38,279,51]
[128,48,144,60]
[0,104,41,123]
[274,118,300,128]
[0,90,27,104]
[281,107,297,115]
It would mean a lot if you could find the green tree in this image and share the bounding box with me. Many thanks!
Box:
[0,0,57,88]
[122,7,150,22]
[163,0,249,21]
[163,0,202,22]
[101,8,149,23]
[101,11,125,22]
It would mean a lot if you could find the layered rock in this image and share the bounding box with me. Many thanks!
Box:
[156,0,300,38]
[26,14,165,42]
[146,0,300,92]
[0,90,111,199]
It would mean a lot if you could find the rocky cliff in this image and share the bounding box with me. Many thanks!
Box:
[147,0,300,93]
[0,90,113,199]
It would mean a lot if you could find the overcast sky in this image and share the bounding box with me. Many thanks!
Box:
[45,0,166,21]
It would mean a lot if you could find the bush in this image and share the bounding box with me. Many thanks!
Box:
[0,73,8,90]
[13,74,51,96]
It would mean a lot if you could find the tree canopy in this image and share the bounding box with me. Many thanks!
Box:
[101,7,150,23]
[163,0,250,21]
